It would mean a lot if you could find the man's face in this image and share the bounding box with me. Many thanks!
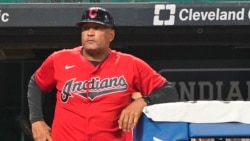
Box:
[81,22,115,53]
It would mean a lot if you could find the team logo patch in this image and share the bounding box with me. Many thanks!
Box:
[89,7,99,19]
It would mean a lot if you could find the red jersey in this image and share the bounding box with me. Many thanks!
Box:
[35,46,166,141]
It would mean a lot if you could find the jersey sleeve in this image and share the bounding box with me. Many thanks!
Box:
[133,57,167,96]
[35,53,56,93]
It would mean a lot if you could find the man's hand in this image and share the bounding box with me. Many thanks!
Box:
[118,97,147,132]
[31,120,53,141]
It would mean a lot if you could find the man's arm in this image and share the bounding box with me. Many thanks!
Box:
[118,81,179,131]
[27,74,52,141]
[142,81,179,106]
[27,74,44,123]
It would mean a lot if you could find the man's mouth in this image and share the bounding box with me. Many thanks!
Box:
[86,40,95,43]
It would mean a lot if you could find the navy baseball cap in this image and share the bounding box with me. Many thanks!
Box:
[76,7,115,28]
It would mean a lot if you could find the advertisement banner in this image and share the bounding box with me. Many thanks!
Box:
[1,3,250,27]
[159,68,250,101]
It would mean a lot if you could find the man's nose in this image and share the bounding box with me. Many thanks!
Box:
[87,28,95,35]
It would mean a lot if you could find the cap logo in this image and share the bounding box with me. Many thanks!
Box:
[89,8,98,19]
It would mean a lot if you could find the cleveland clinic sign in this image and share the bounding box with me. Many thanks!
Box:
[153,4,250,26]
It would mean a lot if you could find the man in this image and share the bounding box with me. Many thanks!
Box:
[27,7,178,141]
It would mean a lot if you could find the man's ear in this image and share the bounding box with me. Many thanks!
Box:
[109,29,115,42]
